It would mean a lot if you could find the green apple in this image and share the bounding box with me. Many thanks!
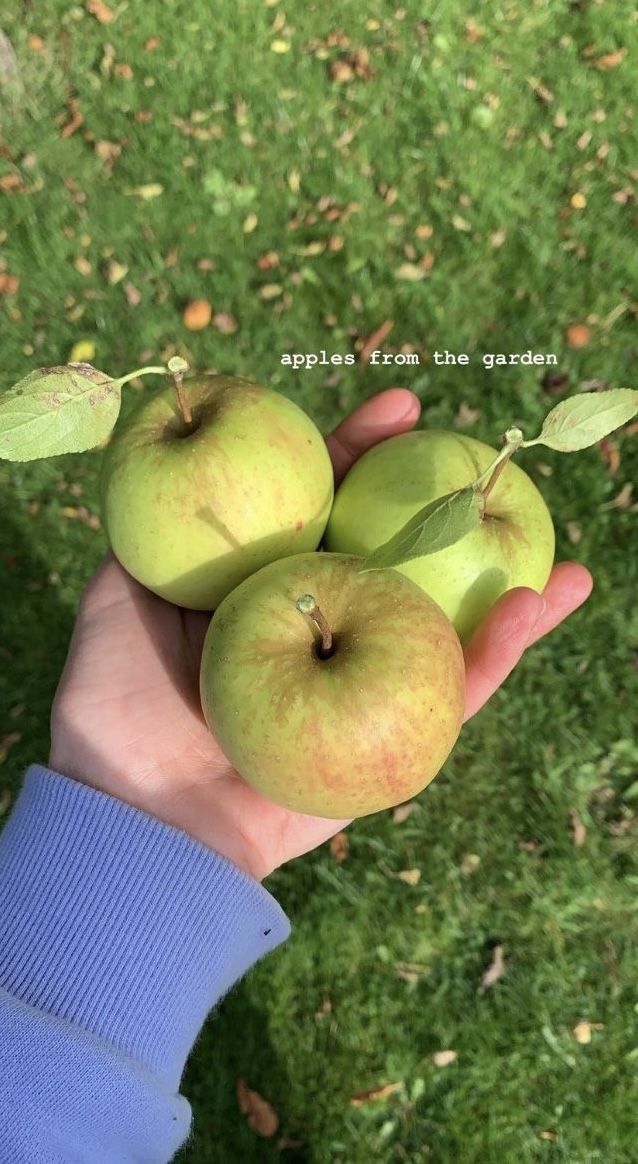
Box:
[200,552,465,818]
[101,375,334,609]
[324,430,555,641]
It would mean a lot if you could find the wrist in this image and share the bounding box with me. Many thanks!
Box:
[48,746,271,882]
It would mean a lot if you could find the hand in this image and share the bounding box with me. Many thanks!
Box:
[50,390,592,880]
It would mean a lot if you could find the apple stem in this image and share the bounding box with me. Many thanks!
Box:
[478,427,524,506]
[171,365,192,428]
[295,594,333,658]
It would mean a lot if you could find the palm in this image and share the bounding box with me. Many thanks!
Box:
[50,390,592,880]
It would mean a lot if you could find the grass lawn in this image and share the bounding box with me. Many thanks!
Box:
[1,0,638,1160]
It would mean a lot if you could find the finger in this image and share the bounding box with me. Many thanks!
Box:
[78,550,160,620]
[326,388,421,484]
[463,588,545,721]
[526,561,593,646]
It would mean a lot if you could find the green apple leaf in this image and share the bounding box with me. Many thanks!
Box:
[0,363,123,461]
[359,485,484,573]
[523,388,638,452]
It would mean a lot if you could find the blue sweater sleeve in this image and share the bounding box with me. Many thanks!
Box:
[0,764,291,1163]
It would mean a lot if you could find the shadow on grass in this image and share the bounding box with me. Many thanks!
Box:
[179,991,313,1164]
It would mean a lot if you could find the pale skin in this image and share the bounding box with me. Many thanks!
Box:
[50,390,593,881]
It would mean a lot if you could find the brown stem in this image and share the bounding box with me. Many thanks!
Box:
[295,594,333,657]
[481,455,511,505]
[172,368,192,427]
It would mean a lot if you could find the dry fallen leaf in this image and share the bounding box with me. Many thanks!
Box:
[465,19,484,42]
[396,868,421,886]
[125,184,164,200]
[104,259,128,285]
[539,1130,558,1142]
[60,98,84,139]
[359,320,394,364]
[432,1050,458,1067]
[600,482,633,510]
[593,49,626,70]
[0,733,21,765]
[565,521,582,545]
[183,299,212,331]
[598,438,620,476]
[85,0,115,22]
[569,808,587,846]
[123,282,142,307]
[572,1020,591,1044]
[61,506,101,530]
[329,831,349,862]
[395,262,426,282]
[212,312,238,334]
[454,402,481,427]
[350,1082,402,1107]
[0,273,20,295]
[73,256,92,277]
[392,800,416,824]
[259,283,283,299]
[478,944,506,994]
[236,1080,279,1137]
[566,323,591,348]
[69,339,96,363]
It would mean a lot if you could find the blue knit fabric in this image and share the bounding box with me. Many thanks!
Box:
[0,765,290,1162]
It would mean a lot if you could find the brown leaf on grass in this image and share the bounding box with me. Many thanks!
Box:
[0,273,19,295]
[314,998,332,1020]
[85,0,115,22]
[394,961,428,982]
[565,521,582,545]
[123,282,142,307]
[600,482,633,511]
[454,402,481,427]
[392,801,416,824]
[566,323,591,348]
[183,299,212,331]
[350,1082,402,1107]
[330,59,354,83]
[236,1080,279,1137]
[60,98,83,139]
[598,438,620,476]
[171,116,223,141]
[144,36,160,51]
[569,808,587,846]
[359,320,394,364]
[592,49,626,70]
[0,173,24,192]
[95,140,122,169]
[478,944,505,994]
[539,1130,558,1142]
[0,733,21,764]
[212,312,239,334]
[527,75,554,104]
[396,868,421,886]
[432,1050,458,1067]
[60,506,101,530]
[329,831,349,862]
[330,48,374,83]
[465,19,484,42]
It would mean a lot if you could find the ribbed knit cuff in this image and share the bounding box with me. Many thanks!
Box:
[0,765,290,1089]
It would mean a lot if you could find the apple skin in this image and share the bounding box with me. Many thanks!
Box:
[200,552,465,819]
[324,430,555,642]
[101,375,334,609]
